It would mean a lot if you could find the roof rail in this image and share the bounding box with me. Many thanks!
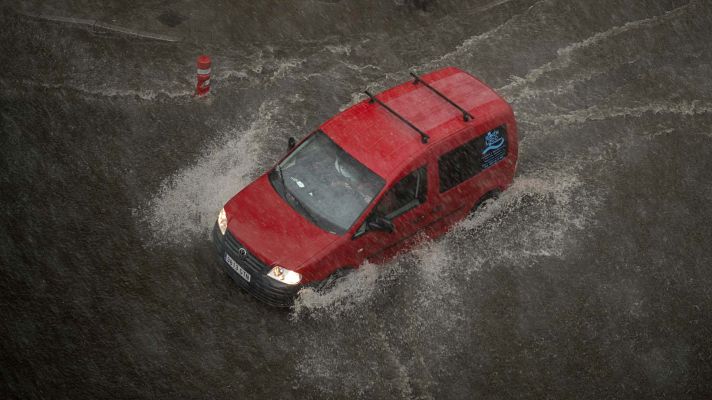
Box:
[364,90,430,144]
[410,72,474,122]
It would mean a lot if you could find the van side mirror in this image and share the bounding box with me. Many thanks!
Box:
[366,216,395,233]
[287,137,296,150]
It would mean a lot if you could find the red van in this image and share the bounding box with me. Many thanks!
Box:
[213,67,518,306]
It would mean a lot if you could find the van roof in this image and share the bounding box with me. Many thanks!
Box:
[320,66,509,179]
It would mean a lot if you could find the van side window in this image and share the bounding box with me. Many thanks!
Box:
[439,125,507,192]
[375,166,427,219]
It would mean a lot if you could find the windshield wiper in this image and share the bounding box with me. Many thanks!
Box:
[277,165,319,225]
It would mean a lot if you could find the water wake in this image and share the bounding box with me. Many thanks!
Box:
[292,167,595,319]
[499,1,694,97]
[14,79,193,101]
[526,100,712,127]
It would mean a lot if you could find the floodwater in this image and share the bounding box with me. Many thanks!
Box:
[2,0,712,398]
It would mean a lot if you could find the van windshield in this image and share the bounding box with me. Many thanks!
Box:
[269,131,385,235]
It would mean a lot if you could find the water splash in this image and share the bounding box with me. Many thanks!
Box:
[293,164,600,397]
[140,100,283,246]
[292,262,388,318]
[293,166,596,319]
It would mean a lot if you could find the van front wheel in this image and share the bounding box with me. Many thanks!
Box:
[316,267,355,292]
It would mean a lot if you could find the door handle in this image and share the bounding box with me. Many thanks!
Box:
[413,215,427,224]
[433,204,444,213]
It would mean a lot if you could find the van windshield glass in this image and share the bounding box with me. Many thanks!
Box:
[269,131,385,235]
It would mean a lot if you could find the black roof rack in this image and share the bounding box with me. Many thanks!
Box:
[364,90,430,144]
[410,72,474,122]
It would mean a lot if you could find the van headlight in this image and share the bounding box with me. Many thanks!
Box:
[267,266,302,285]
[217,208,228,235]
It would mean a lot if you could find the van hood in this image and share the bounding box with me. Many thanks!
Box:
[224,174,338,271]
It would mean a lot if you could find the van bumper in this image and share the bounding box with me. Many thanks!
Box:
[212,223,300,307]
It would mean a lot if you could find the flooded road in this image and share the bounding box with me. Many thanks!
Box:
[2,0,712,398]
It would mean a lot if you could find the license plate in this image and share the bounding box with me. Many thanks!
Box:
[225,253,251,282]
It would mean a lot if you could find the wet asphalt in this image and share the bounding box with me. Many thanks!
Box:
[1,0,712,398]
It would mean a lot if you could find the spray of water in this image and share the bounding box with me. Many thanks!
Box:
[292,164,597,319]
[140,100,283,246]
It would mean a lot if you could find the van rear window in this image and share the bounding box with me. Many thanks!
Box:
[439,125,507,192]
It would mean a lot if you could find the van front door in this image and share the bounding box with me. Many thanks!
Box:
[350,166,433,263]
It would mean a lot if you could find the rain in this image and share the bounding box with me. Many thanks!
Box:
[1,0,711,398]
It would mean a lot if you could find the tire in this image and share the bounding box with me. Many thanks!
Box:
[316,267,355,292]
[470,190,500,214]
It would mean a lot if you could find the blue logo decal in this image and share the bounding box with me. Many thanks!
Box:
[482,129,505,154]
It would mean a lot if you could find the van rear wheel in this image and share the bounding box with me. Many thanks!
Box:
[470,190,500,215]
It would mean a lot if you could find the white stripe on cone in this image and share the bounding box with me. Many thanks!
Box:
[197,68,211,75]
